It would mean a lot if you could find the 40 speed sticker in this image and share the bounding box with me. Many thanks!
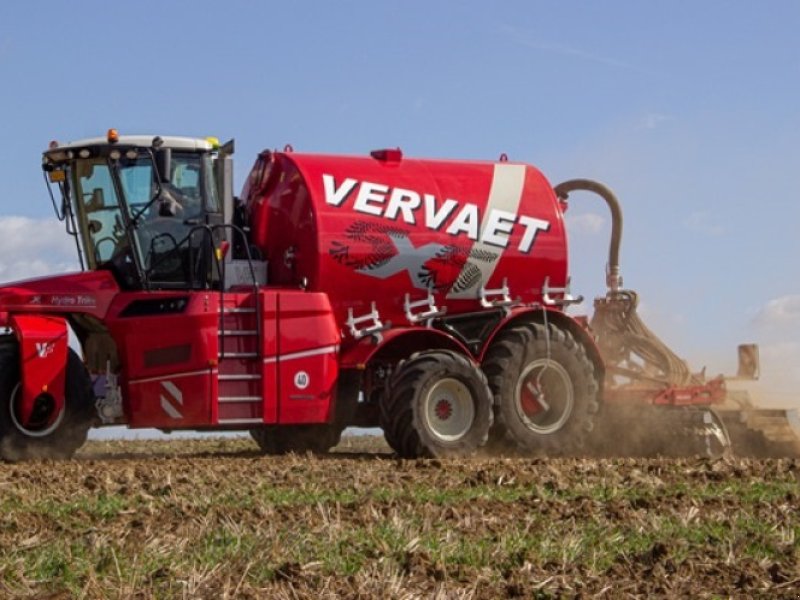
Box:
[294,371,310,390]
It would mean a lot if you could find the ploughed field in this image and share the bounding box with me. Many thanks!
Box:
[0,437,798,598]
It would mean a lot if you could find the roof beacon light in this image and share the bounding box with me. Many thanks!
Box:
[107,128,119,143]
[370,148,403,162]
[206,136,220,150]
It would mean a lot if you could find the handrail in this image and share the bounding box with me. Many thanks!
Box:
[143,223,263,360]
[189,224,262,361]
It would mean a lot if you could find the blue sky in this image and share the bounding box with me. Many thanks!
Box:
[1,1,799,403]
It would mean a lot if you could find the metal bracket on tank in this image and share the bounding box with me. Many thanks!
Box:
[404,290,447,327]
[542,277,584,307]
[480,278,516,314]
[346,303,390,342]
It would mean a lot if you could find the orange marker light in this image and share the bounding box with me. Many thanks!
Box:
[107,128,119,143]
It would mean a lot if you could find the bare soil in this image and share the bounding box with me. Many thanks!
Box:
[0,436,798,598]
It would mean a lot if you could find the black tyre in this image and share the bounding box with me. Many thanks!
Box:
[250,424,343,455]
[482,322,599,455]
[379,350,493,458]
[0,338,95,461]
[249,372,358,455]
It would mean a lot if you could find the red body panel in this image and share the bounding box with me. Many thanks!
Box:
[243,152,569,340]
[10,314,68,429]
[0,271,119,325]
[103,291,219,428]
[274,290,340,424]
[0,272,116,430]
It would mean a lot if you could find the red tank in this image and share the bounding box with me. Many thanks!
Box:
[241,149,568,334]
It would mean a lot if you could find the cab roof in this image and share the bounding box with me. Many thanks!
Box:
[46,135,213,153]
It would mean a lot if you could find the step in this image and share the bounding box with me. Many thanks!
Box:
[218,331,260,356]
[217,358,262,375]
[219,351,259,359]
[218,373,262,381]
[218,380,261,399]
[217,417,264,425]
[217,396,264,424]
[222,307,257,314]
[219,396,261,404]
[219,312,259,334]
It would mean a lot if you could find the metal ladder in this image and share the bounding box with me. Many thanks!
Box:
[187,223,265,426]
[216,292,264,425]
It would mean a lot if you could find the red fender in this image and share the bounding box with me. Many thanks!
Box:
[9,314,69,431]
[340,327,473,369]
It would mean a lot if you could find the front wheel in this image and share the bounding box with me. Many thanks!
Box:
[250,424,344,455]
[482,322,599,455]
[0,339,96,461]
[380,351,493,458]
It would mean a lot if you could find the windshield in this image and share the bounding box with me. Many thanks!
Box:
[71,158,132,265]
[119,152,219,220]
[69,149,218,288]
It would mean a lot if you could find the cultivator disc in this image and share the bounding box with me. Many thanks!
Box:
[586,404,731,458]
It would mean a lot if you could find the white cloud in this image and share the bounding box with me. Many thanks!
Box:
[566,212,606,234]
[0,216,80,283]
[683,211,724,236]
[754,295,800,328]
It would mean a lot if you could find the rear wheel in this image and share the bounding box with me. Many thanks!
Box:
[0,338,95,461]
[483,322,599,455]
[380,351,493,458]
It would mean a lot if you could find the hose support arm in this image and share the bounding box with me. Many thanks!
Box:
[554,179,623,292]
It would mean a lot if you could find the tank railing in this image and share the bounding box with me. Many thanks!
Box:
[541,276,584,308]
[404,289,447,327]
[479,278,516,315]
[346,303,390,343]
[185,223,263,362]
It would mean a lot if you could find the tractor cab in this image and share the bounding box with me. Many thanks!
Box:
[42,130,234,290]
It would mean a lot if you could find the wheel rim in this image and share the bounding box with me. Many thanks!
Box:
[8,383,65,438]
[514,359,574,434]
[422,377,475,442]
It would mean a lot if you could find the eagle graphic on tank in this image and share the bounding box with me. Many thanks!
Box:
[329,220,499,295]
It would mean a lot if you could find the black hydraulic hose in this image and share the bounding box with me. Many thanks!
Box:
[554,179,623,292]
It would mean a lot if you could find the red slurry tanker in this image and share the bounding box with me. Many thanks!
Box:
[0,131,796,460]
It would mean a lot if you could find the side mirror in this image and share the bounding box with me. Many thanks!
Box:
[155,148,172,183]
